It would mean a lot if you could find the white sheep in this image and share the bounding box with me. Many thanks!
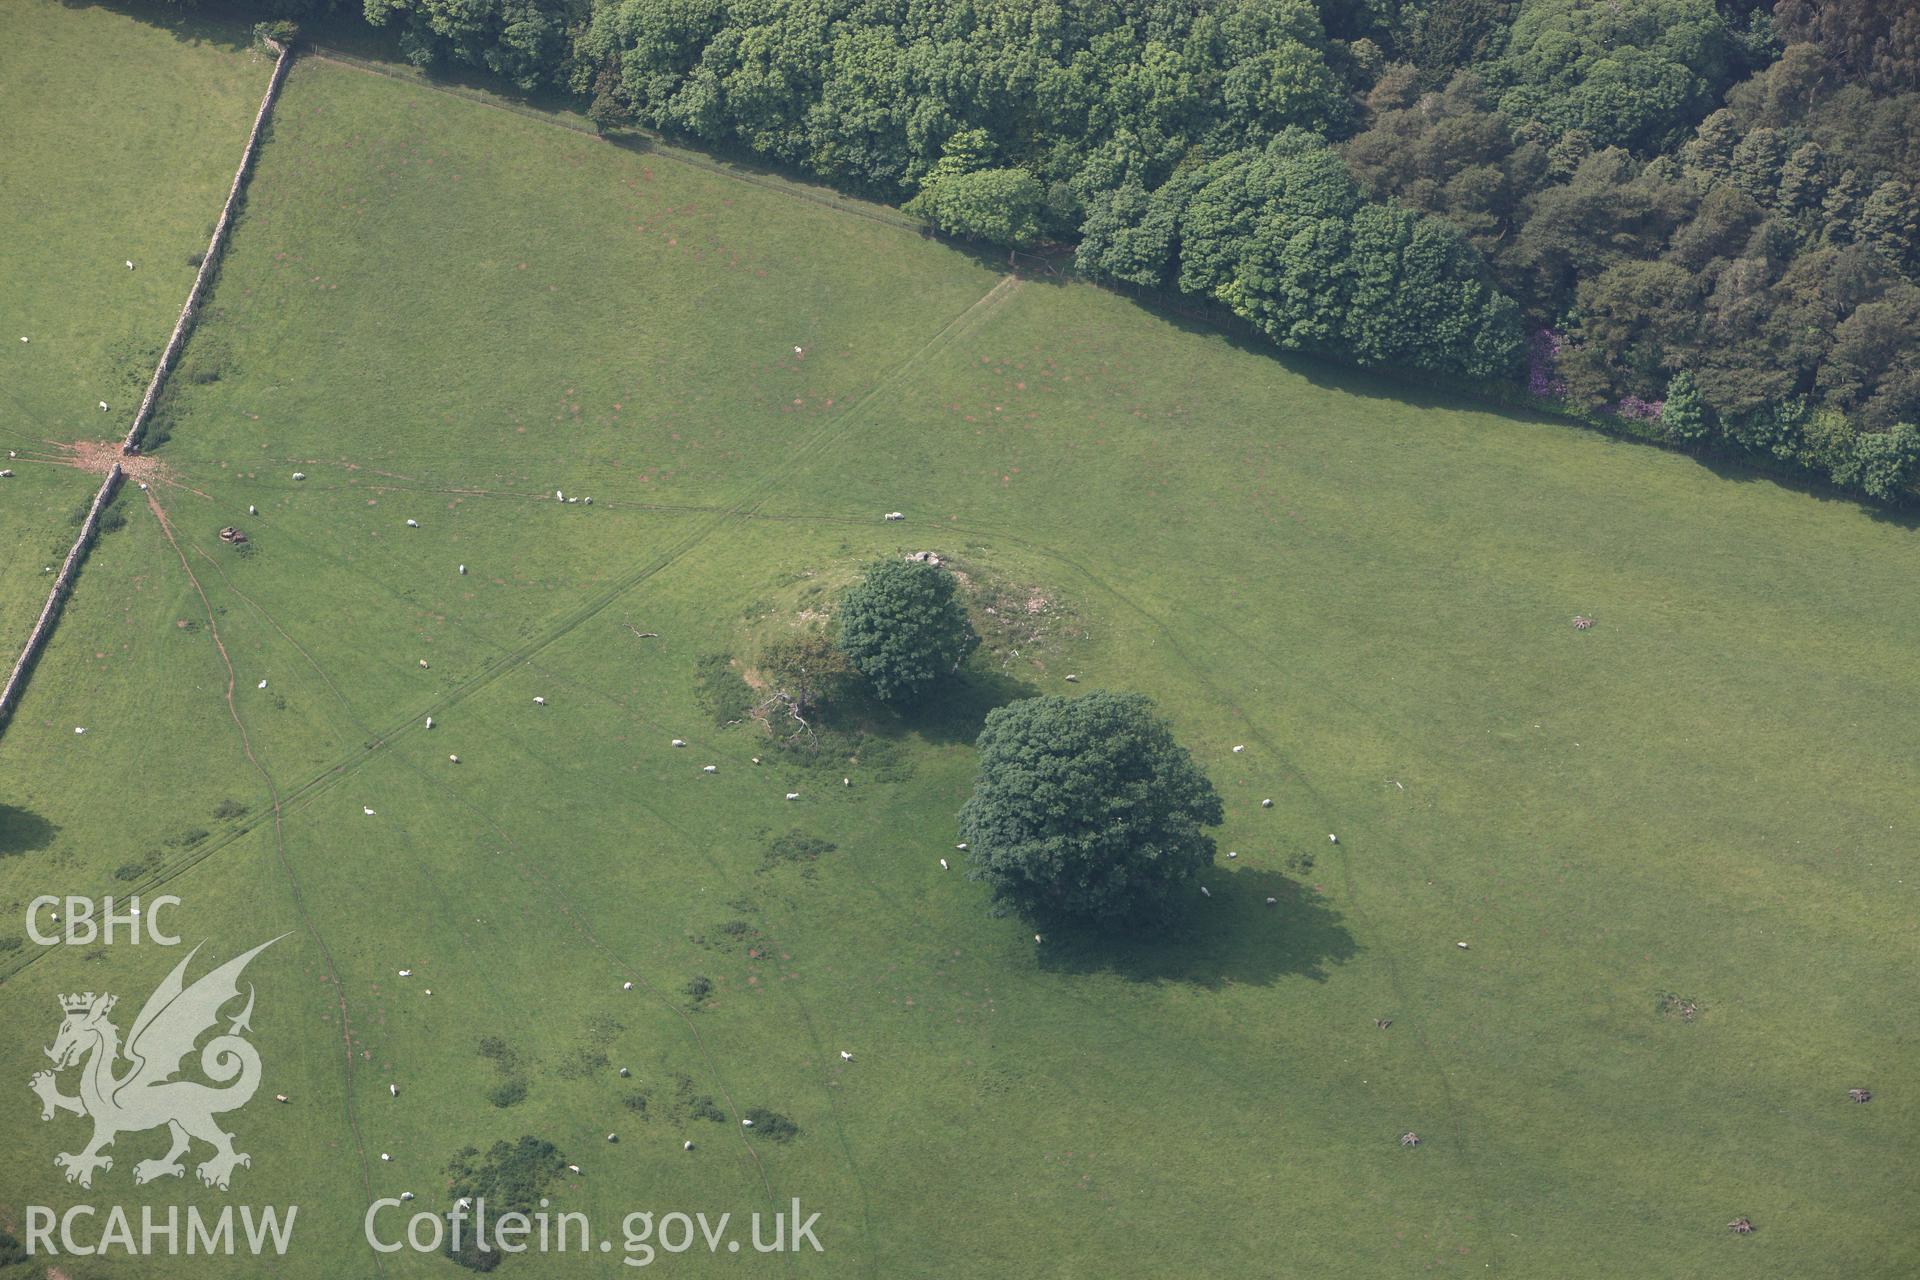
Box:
[458,564,467,575]
[389,1083,398,1097]
[671,738,685,747]
[1262,799,1273,808]
[683,1140,694,1151]
[449,754,459,763]
[98,401,109,411]
[785,792,800,801]
[292,472,306,481]
[125,260,135,270]
[555,490,564,501]
[1200,886,1211,897]
[793,346,803,355]
[363,806,376,816]
[956,843,967,850]
[399,968,411,977]
[607,1133,617,1142]
[457,1198,471,1210]
[1227,851,1237,859]
[425,716,434,729]
[1233,745,1245,754]
[884,511,904,521]
[623,981,633,990]
[1266,896,1278,906]
[380,1153,391,1162]
[400,1191,414,1202]
[257,679,268,689]
[533,696,545,705]
[405,518,418,528]
[840,1050,853,1061]
[939,858,948,870]
[567,1164,581,1174]
[74,727,87,736]
[248,505,258,515]
[703,764,717,774]
[741,1118,754,1128]
[1329,834,1338,844]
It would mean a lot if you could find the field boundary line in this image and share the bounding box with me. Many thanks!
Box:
[0,37,292,736]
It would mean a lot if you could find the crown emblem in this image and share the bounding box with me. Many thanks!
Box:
[60,991,114,1015]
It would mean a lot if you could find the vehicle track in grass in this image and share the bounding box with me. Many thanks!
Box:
[142,488,387,1272]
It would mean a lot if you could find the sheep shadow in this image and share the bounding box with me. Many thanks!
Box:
[1033,867,1357,989]
[0,805,59,858]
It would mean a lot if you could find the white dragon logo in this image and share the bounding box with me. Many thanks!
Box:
[28,936,283,1191]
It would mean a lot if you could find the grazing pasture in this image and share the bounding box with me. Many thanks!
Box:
[0,15,1915,1279]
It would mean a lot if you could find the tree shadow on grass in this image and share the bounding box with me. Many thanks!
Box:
[0,805,59,858]
[72,0,255,52]
[1033,868,1357,989]
[867,666,1039,749]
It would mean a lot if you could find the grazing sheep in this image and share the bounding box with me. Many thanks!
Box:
[956,843,967,850]
[843,777,850,786]
[398,969,412,977]
[0,470,12,479]
[380,1153,391,1162]
[249,505,257,515]
[449,754,459,763]
[292,472,306,481]
[275,1093,290,1103]
[567,1164,581,1174]
[619,1068,631,1078]
[1033,933,1043,944]
[1227,851,1237,859]
[19,336,26,343]
[1328,834,1338,844]
[400,1192,415,1202]
[533,696,546,705]
[840,1050,853,1061]
[584,497,593,505]
[793,346,803,355]
[1456,942,1470,950]
[457,1198,471,1210]
[389,1083,398,1097]
[363,806,376,816]
[418,659,429,668]
[683,1140,693,1151]
[1265,897,1277,906]
[1200,886,1211,897]
[703,764,717,773]
[1064,674,1078,682]
[1233,745,1245,753]
[458,564,466,575]
[672,738,685,747]
[555,491,565,501]
[98,401,110,411]
[1262,799,1273,808]
[425,717,434,729]
[623,981,633,990]
[126,260,135,270]
[741,1118,753,1128]
[607,1133,617,1142]
[884,511,904,521]
[939,858,948,870]
[786,792,800,801]
[405,518,418,528]
[258,679,268,689]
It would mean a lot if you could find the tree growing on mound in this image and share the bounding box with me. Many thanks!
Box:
[836,559,979,703]
[958,692,1223,929]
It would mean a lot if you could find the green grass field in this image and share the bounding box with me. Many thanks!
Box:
[0,0,272,667]
[1,8,1917,1277]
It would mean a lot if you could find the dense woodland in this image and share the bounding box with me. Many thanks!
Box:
[237,0,1920,501]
